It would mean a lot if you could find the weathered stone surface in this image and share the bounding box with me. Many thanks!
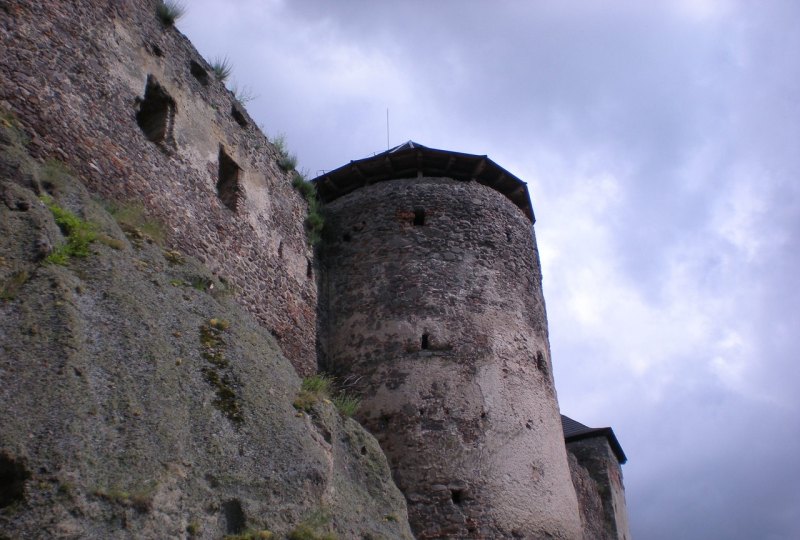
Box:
[567,437,631,540]
[0,0,316,375]
[0,128,413,539]
[0,0,633,537]
[318,177,583,539]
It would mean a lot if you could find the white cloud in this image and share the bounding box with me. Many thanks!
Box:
[673,0,733,22]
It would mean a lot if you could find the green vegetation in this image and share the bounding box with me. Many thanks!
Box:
[107,201,166,245]
[209,317,230,331]
[163,249,185,265]
[293,373,332,412]
[40,158,73,191]
[156,0,185,26]
[0,270,30,301]
[172,275,230,296]
[199,319,243,424]
[229,82,256,105]
[272,134,298,172]
[188,275,213,291]
[332,393,361,417]
[288,525,336,540]
[0,108,28,146]
[97,234,125,250]
[272,135,323,245]
[302,373,333,394]
[93,487,153,513]
[186,521,200,536]
[41,195,98,265]
[294,374,361,417]
[57,481,74,498]
[288,509,336,540]
[223,531,274,540]
[211,56,234,82]
[292,172,323,246]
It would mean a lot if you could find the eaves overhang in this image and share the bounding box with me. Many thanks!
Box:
[561,414,628,464]
[311,141,535,223]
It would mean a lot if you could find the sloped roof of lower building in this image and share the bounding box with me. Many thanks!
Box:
[561,414,627,464]
[311,141,535,223]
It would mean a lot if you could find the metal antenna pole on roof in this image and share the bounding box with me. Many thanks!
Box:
[386,108,390,150]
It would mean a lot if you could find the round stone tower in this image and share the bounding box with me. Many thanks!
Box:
[314,142,582,539]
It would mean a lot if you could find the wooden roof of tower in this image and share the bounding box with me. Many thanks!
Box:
[311,141,536,223]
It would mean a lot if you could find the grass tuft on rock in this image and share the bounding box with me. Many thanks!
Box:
[287,524,337,540]
[291,171,323,246]
[332,393,361,417]
[107,201,166,246]
[294,374,360,417]
[41,195,97,265]
[273,134,298,172]
[211,56,233,82]
[0,270,30,301]
[156,0,185,26]
[199,319,243,424]
[224,531,275,540]
[0,108,29,146]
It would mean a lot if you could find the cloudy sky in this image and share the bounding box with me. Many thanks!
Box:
[179,2,799,538]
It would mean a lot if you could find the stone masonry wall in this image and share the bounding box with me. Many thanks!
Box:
[0,0,317,374]
[567,437,632,540]
[318,177,583,539]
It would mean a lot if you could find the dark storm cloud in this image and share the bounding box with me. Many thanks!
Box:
[180,2,800,538]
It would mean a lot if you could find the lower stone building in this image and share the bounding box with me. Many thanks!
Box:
[562,415,631,540]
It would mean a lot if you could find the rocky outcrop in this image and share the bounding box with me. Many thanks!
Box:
[0,119,413,539]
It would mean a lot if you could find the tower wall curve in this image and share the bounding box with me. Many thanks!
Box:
[318,176,582,538]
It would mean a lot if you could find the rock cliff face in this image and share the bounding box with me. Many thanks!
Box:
[0,122,413,539]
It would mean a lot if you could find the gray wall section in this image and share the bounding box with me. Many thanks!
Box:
[567,437,632,540]
[318,177,583,539]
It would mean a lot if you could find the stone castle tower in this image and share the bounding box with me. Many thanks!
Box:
[1,0,629,536]
[314,142,584,538]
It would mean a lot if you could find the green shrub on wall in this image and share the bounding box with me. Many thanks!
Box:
[292,172,323,246]
[156,0,185,26]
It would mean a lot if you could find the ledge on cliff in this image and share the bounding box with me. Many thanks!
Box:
[0,115,413,539]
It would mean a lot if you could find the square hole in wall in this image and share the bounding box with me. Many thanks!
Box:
[189,60,209,86]
[231,105,248,128]
[217,147,241,212]
[136,75,175,145]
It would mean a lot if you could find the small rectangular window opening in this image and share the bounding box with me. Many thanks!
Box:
[413,207,425,226]
[136,75,175,144]
[190,60,209,86]
[421,333,430,350]
[217,147,241,212]
[231,105,248,128]
[536,350,549,376]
